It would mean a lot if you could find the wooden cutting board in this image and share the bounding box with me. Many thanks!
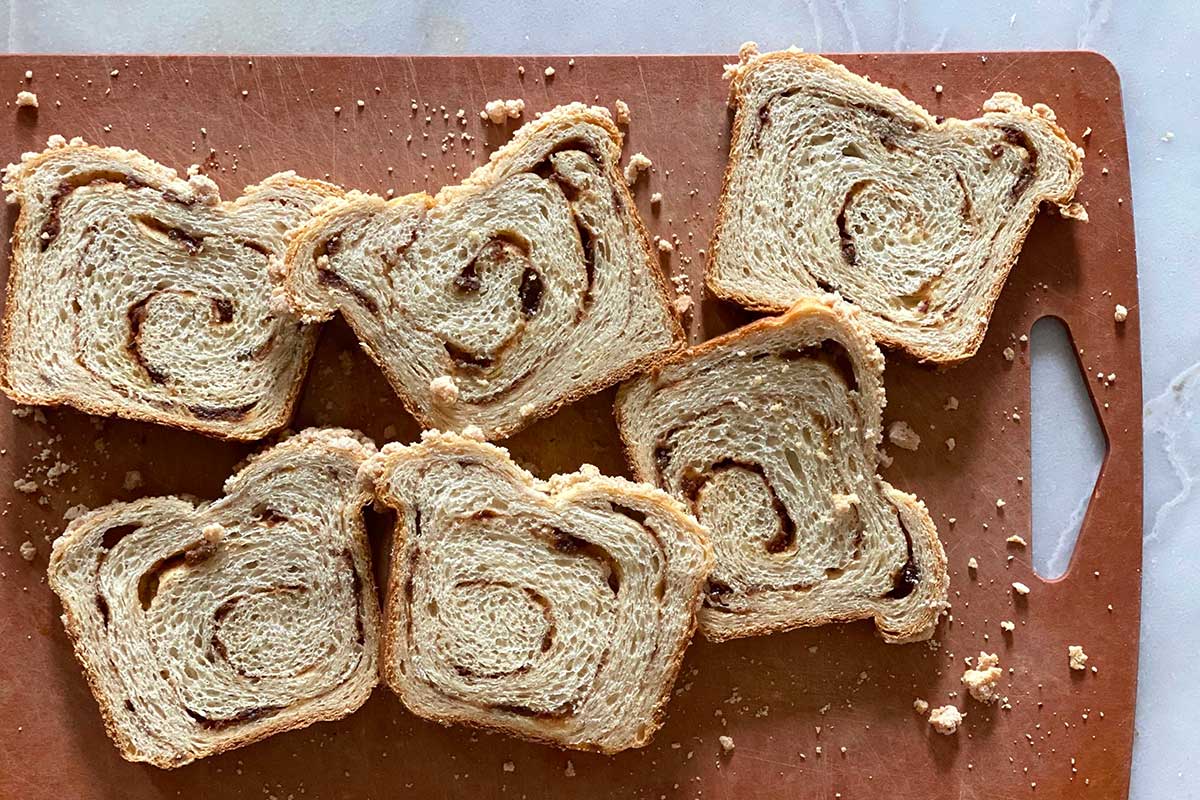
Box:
[0,52,1141,799]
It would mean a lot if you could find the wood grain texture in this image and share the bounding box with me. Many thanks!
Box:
[0,52,1140,799]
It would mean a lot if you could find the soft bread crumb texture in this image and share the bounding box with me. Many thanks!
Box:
[364,430,714,753]
[708,48,1085,364]
[277,104,682,441]
[616,296,949,645]
[44,429,380,768]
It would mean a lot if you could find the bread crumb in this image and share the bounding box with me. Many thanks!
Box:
[1068,645,1089,670]
[935,84,944,94]
[718,735,735,754]
[968,557,979,571]
[624,152,652,186]
[887,420,921,451]
[1114,304,1128,322]
[944,437,956,452]
[1001,620,1016,632]
[928,705,963,735]
[1012,581,1031,596]
[614,99,631,125]
[1006,534,1027,547]
[502,761,515,772]
[656,237,674,253]
[944,395,959,411]
[650,191,663,205]
[564,760,575,777]
[15,90,38,108]
[430,376,460,405]
[544,66,555,77]
[19,540,36,561]
[200,523,225,545]
[996,498,1006,509]
[480,98,525,124]
[877,448,893,468]
[962,652,1003,704]
[23,70,32,80]
[672,294,693,316]
[123,470,143,491]
[913,698,929,715]
[1059,201,1089,221]
[13,478,38,494]
[1002,346,1016,362]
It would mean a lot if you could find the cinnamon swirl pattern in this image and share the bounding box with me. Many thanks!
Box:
[282,103,683,439]
[617,297,948,643]
[709,48,1085,364]
[363,430,712,752]
[1,137,342,438]
[47,429,379,767]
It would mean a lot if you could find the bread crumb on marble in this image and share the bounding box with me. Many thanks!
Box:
[913,698,929,715]
[15,90,38,108]
[1012,581,1031,596]
[19,540,36,561]
[1114,303,1128,322]
[718,735,735,753]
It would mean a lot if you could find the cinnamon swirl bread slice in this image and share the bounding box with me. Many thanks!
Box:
[616,296,948,643]
[362,430,713,752]
[282,103,683,440]
[1,137,342,439]
[47,429,379,768]
[709,47,1085,364]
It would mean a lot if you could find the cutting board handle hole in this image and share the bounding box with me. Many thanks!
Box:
[1029,316,1107,580]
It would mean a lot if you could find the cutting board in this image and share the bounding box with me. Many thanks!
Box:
[0,52,1141,799]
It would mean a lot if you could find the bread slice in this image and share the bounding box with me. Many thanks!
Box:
[616,296,948,643]
[361,429,713,753]
[280,103,684,440]
[1,136,343,439]
[707,46,1085,364]
[47,428,380,768]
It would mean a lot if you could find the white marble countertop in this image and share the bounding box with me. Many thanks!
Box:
[4,1,1196,796]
